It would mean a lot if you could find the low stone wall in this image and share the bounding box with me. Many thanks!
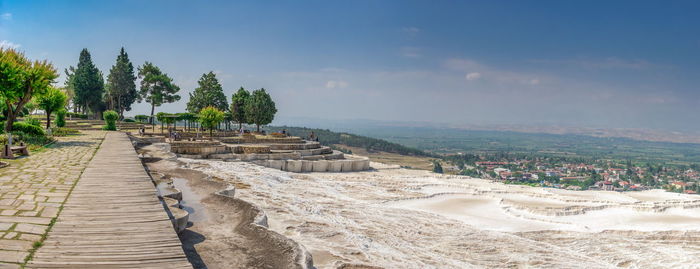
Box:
[267,141,321,150]
[219,136,305,144]
[210,152,301,161]
[170,141,229,157]
[256,155,370,173]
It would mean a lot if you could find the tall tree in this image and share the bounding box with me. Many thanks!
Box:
[63,66,77,112]
[230,87,250,129]
[37,87,67,129]
[105,47,137,118]
[244,88,277,132]
[0,48,58,144]
[186,71,228,113]
[137,62,181,125]
[70,49,104,118]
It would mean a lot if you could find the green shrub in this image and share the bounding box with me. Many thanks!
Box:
[103,110,118,131]
[16,132,54,146]
[67,112,88,119]
[13,122,45,136]
[51,127,79,136]
[24,117,41,127]
[1,131,54,147]
[56,109,67,127]
[134,115,149,123]
[123,118,135,122]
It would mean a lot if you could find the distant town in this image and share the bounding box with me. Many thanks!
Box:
[443,153,700,195]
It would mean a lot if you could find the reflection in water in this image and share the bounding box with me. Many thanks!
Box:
[173,177,209,222]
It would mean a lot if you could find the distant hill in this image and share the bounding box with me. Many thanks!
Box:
[268,126,434,157]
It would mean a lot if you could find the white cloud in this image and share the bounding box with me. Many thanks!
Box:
[1,13,11,20]
[446,58,545,86]
[400,47,421,58]
[0,40,21,49]
[325,80,348,89]
[465,72,481,81]
[402,27,420,35]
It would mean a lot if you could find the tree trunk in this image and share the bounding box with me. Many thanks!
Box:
[238,122,242,130]
[150,103,156,132]
[256,124,260,132]
[4,105,14,146]
[210,129,213,141]
[46,111,51,130]
[150,104,155,124]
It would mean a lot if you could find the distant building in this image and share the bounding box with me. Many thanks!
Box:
[596,181,614,191]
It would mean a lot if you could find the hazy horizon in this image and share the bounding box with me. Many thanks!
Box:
[2,0,699,131]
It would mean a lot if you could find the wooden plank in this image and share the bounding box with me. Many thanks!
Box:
[27,132,192,269]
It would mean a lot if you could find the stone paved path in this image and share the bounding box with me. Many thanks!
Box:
[0,131,105,268]
[26,132,191,268]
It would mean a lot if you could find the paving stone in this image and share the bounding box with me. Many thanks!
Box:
[1,232,16,239]
[17,234,40,242]
[0,250,27,263]
[0,262,21,269]
[0,210,15,216]
[0,240,32,251]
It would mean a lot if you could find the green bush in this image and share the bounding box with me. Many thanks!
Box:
[134,115,149,123]
[13,122,45,136]
[51,127,79,136]
[56,109,67,127]
[122,118,135,122]
[1,131,54,147]
[24,117,41,127]
[102,110,118,131]
[67,112,88,119]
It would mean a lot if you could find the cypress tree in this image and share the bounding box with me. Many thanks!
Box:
[106,47,137,118]
[230,87,250,129]
[186,71,228,113]
[71,49,104,118]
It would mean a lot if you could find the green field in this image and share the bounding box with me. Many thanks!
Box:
[352,127,700,166]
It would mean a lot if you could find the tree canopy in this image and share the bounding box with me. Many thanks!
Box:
[105,47,137,118]
[0,48,58,140]
[198,106,225,139]
[137,62,180,123]
[187,71,228,113]
[230,87,250,129]
[69,49,104,117]
[244,88,277,132]
[37,86,67,129]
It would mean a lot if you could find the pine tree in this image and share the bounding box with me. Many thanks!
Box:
[137,62,180,125]
[230,87,250,129]
[106,47,137,118]
[186,71,228,113]
[71,49,104,118]
[244,88,277,132]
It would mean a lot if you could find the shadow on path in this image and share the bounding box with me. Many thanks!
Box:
[179,229,208,269]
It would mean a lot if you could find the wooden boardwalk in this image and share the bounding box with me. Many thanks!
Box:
[27,132,192,268]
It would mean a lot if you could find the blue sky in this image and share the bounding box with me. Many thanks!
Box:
[1,0,699,131]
